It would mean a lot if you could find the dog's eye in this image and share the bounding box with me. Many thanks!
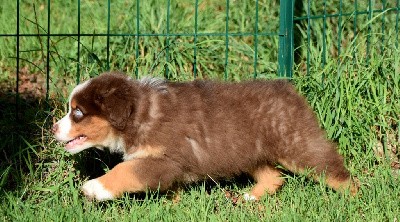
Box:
[72,108,84,120]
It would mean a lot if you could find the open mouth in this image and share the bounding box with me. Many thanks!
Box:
[65,135,87,149]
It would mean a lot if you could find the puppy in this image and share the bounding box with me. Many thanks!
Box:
[53,72,357,201]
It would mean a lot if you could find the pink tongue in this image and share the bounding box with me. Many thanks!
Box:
[66,136,87,149]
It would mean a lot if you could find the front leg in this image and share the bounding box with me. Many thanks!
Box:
[81,178,117,201]
[82,158,182,201]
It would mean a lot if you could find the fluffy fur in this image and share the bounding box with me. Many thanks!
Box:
[53,72,357,201]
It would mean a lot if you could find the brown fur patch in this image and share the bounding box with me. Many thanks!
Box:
[68,116,114,145]
[70,99,77,110]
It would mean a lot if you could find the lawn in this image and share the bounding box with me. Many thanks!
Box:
[0,0,399,221]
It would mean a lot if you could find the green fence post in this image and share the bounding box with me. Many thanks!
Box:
[278,0,294,78]
[106,0,111,71]
[46,0,51,102]
[135,0,140,79]
[77,0,81,84]
[16,0,20,121]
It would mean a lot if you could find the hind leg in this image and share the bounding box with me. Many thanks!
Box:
[325,172,358,195]
[278,148,357,195]
[244,164,285,201]
[324,159,358,196]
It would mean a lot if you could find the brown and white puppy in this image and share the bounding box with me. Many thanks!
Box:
[53,72,357,201]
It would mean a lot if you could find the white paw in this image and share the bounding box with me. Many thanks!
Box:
[243,193,257,201]
[81,179,114,201]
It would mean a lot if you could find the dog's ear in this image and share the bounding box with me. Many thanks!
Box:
[94,86,134,131]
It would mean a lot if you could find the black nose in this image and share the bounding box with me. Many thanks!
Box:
[52,123,59,134]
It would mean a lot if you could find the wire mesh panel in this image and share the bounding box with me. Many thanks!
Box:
[1,0,290,121]
[1,0,400,120]
[293,0,400,77]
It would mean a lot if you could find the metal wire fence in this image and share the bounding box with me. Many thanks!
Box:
[294,0,399,76]
[0,0,399,118]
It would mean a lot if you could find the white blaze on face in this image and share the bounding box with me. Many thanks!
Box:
[54,110,73,142]
[54,80,91,153]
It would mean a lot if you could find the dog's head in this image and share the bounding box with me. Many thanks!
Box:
[53,72,135,154]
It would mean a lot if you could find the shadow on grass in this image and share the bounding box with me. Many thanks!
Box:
[73,149,123,180]
[0,85,125,198]
[0,88,49,192]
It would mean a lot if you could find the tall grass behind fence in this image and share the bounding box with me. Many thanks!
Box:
[292,1,400,160]
[0,0,282,103]
[294,0,399,76]
[2,1,399,100]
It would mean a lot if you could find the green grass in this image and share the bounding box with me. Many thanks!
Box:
[1,0,399,221]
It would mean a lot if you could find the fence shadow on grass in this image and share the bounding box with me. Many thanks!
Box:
[0,80,124,195]
[0,86,49,192]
